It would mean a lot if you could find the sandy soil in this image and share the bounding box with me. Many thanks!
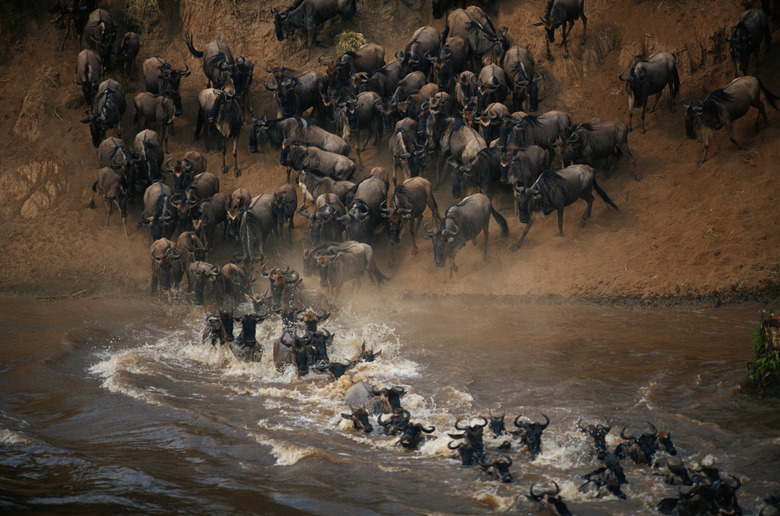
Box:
[0,0,778,304]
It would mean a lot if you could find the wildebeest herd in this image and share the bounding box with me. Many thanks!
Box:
[51,0,778,512]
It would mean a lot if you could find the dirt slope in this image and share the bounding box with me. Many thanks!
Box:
[0,0,778,303]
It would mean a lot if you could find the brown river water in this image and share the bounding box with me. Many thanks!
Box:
[1,295,778,514]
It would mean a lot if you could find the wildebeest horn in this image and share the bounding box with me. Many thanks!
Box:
[425,50,436,62]
[475,416,488,428]
[447,440,462,450]
[378,413,392,426]
[286,269,300,284]
[455,418,468,430]
[394,50,404,60]
[163,157,175,172]
[264,78,278,91]
[646,422,657,436]
[618,71,631,81]
[513,415,526,429]
[392,386,405,395]
[421,425,436,433]
[181,158,192,171]
[442,46,452,59]
[424,222,434,234]
[539,414,550,429]
[317,55,329,65]
[620,425,636,441]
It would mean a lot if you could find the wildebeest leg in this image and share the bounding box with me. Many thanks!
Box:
[410,216,420,255]
[724,120,743,150]
[558,207,566,234]
[627,95,635,132]
[580,12,587,45]
[562,29,570,59]
[221,137,229,175]
[648,92,662,113]
[388,242,395,268]
[233,135,240,177]
[511,220,534,251]
[754,101,768,130]
[151,275,158,296]
[105,200,113,226]
[581,193,594,225]
[482,226,489,260]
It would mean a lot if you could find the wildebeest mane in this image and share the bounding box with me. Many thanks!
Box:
[531,169,566,205]
[522,115,542,128]
[544,0,555,19]
[577,122,597,132]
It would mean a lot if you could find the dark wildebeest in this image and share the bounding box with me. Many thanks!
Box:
[172,171,219,232]
[195,192,231,249]
[82,78,125,147]
[184,36,254,104]
[479,103,510,144]
[487,411,507,438]
[498,110,572,151]
[500,145,551,187]
[448,417,488,460]
[527,482,572,516]
[76,48,102,105]
[343,382,406,415]
[141,182,177,241]
[423,193,507,277]
[133,92,175,154]
[133,129,164,187]
[115,32,140,82]
[320,42,385,103]
[396,26,441,78]
[82,8,115,68]
[454,71,479,108]
[378,409,410,437]
[272,0,358,51]
[249,115,350,156]
[579,452,628,499]
[296,170,356,207]
[616,422,677,465]
[195,88,243,176]
[339,171,388,243]
[341,407,373,433]
[50,0,95,52]
[273,183,298,243]
[237,193,276,263]
[512,165,619,250]
[142,57,190,116]
[281,142,356,182]
[150,238,183,297]
[441,7,500,69]
[511,414,550,459]
[336,91,384,155]
[97,136,137,195]
[187,261,220,305]
[450,146,503,199]
[389,123,427,187]
[479,454,514,483]
[265,71,327,121]
[382,176,441,268]
[177,231,206,269]
[297,193,346,244]
[558,119,637,180]
[353,60,402,99]
[396,422,436,450]
[619,52,680,133]
[215,262,256,308]
[428,37,471,92]
[577,418,613,458]
[162,151,207,194]
[316,241,387,298]
[533,0,587,59]
[729,8,772,77]
[428,117,487,184]
[502,45,541,113]
[684,75,779,164]
[90,167,128,236]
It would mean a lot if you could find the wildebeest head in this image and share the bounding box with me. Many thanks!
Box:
[249,115,269,153]
[728,22,754,76]
[488,411,507,438]
[512,180,545,224]
[276,306,305,331]
[161,62,190,115]
[479,454,513,483]
[279,329,314,376]
[151,239,182,291]
[376,99,398,133]
[271,7,290,41]
[423,219,459,268]
[619,65,651,109]
[527,481,570,515]
[170,192,198,232]
[370,385,406,414]
[354,341,382,363]
[397,422,436,450]
[618,422,675,465]
[298,202,335,245]
[341,407,373,433]
[684,100,704,139]
[577,417,613,459]
[302,308,329,333]
[448,440,478,466]
[476,76,501,112]
[163,157,194,193]
[380,200,412,245]
[233,56,253,97]
[449,417,488,451]
[512,414,549,459]
[273,191,293,230]
[308,328,333,364]
[261,264,300,306]
[377,408,410,436]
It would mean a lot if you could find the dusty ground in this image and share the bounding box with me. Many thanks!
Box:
[0,0,778,304]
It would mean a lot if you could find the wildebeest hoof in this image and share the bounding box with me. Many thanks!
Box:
[411,249,418,256]
[511,243,522,252]
[88,200,96,209]
[234,168,241,178]
[452,263,459,273]
[221,166,228,175]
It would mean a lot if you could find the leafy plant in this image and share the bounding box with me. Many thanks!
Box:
[748,322,780,390]
[336,31,366,54]
[123,0,160,34]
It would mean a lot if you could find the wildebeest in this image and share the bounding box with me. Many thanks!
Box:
[478,103,510,143]
[265,70,327,121]
[237,193,276,263]
[249,115,350,156]
[729,8,772,77]
[82,78,125,148]
[195,88,243,176]
[500,144,551,187]
[97,136,137,194]
[50,0,95,52]
[487,411,507,438]
[498,110,572,151]
[141,182,177,241]
[195,192,230,249]
[382,177,441,268]
[142,57,190,116]
[558,120,637,180]
[115,32,140,82]
[320,43,385,103]
[316,241,387,297]
[82,8,115,67]
[479,454,513,483]
[397,26,441,78]
[512,165,618,250]
[396,422,436,450]
[162,151,207,194]
[272,0,358,50]
[172,171,219,232]
[428,116,487,183]
[339,171,388,243]
[187,261,220,305]
[616,422,676,465]
[336,92,383,160]
[343,382,406,415]
[454,70,479,108]
[296,170,356,207]
[577,417,612,458]
[177,231,206,268]
[534,0,587,59]
[619,52,680,133]
[684,75,779,164]
[341,407,373,433]
[133,129,164,187]
[423,193,507,277]
[389,124,426,187]
[502,45,541,112]
[527,482,572,516]
[89,167,128,236]
[184,36,253,103]
[298,193,346,244]
[273,330,314,375]
[448,417,488,459]
[450,146,502,199]
[76,48,102,105]
[133,92,175,154]
[441,7,501,69]
[579,452,627,499]
[378,408,411,436]
[281,142,356,182]
[353,60,402,99]
[511,414,549,459]
[215,262,256,308]
[272,183,298,243]
[150,238,183,297]
[428,37,471,92]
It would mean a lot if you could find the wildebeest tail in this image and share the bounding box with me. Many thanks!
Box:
[91,180,98,192]
[758,78,780,110]
[594,180,620,211]
[490,205,509,237]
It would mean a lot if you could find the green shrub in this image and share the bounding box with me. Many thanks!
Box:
[123,0,160,34]
[748,322,780,390]
[336,32,366,54]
